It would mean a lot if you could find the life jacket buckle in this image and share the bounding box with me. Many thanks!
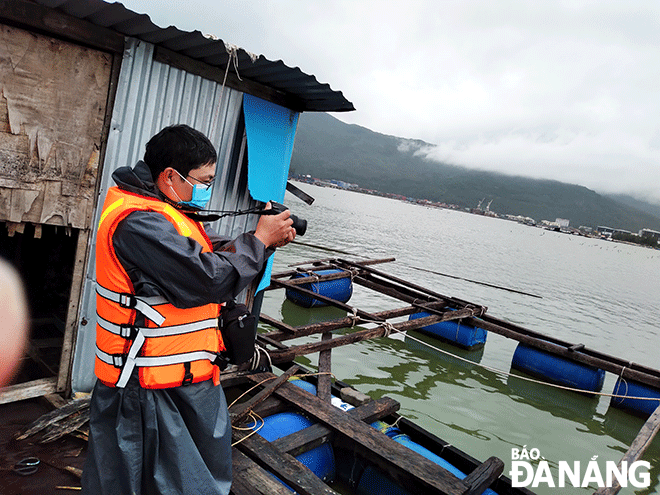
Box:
[112,354,125,368]
[119,324,138,339]
[119,293,137,309]
[182,362,194,386]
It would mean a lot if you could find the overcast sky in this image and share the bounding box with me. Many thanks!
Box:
[122,0,660,204]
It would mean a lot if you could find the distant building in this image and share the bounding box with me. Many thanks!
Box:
[555,218,570,228]
[597,226,615,237]
[640,229,660,243]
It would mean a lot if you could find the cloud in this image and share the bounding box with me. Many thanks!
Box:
[121,0,660,202]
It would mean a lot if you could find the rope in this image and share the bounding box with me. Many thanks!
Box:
[349,308,359,328]
[228,371,337,447]
[248,345,272,372]
[381,322,396,338]
[208,42,256,140]
[612,362,633,405]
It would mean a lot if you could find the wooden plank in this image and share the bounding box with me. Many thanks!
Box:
[0,188,11,218]
[266,313,470,364]
[231,448,295,495]
[247,376,469,495]
[8,189,40,223]
[0,377,57,405]
[317,333,332,402]
[0,22,112,229]
[279,270,353,286]
[261,301,448,342]
[0,0,124,53]
[16,396,90,440]
[234,430,339,495]
[0,132,30,179]
[593,405,660,495]
[259,313,297,334]
[251,396,289,419]
[58,228,90,392]
[271,397,400,458]
[38,409,90,443]
[230,365,300,427]
[271,257,394,278]
[463,456,504,495]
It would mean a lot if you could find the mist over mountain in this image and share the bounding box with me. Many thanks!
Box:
[290,112,660,232]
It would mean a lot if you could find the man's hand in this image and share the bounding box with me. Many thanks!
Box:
[254,202,296,248]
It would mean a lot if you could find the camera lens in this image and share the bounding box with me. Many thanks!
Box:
[290,215,307,236]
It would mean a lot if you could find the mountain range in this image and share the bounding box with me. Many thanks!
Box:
[289,112,660,233]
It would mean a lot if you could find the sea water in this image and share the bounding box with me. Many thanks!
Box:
[260,183,660,495]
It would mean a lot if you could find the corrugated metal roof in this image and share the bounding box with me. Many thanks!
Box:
[32,0,355,113]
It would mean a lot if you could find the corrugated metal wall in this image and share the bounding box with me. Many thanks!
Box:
[71,37,258,393]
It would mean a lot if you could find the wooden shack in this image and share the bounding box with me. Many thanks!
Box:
[0,0,353,404]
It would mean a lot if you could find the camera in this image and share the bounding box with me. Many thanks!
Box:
[268,202,307,236]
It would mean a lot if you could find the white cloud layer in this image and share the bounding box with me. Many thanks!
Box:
[122,0,660,203]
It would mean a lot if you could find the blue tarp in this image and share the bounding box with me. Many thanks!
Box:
[243,94,299,292]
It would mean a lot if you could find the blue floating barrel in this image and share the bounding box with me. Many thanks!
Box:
[258,412,336,483]
[285,269,353,308]
[511,343,605,392]
[358,423,498,495]
[610,378,660,417]
[408,311,487,349]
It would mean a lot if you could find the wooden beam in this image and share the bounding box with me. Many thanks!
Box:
[463,457,504,495]
[230,365,299,427]
[233,430,339,495]
[259,313,297,334]
[58,229,90,393]
[275,270,353,287]
[231,448,297,495]
[0,377,57,405]
[593,405,660,495]
[0,0,124,53]
[271,397,400,458]
[266,313,478,364]
[317,333,332,402]
[260,301,448,342]
[15,396,90,440]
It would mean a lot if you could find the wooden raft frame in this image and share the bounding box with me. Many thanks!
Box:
[259,257,660,391]
[222,368,505,495]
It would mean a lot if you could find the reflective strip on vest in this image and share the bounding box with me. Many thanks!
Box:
[96,346,219,372]
[97,314,219,338]
[96,284,167,326]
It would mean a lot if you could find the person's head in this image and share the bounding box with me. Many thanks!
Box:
[146,125,218,209]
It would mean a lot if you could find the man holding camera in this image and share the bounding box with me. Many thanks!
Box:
[82,124,295,494]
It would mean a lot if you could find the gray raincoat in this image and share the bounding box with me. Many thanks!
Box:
[82,161,272,495]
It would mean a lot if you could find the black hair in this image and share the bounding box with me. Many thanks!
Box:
[143,124,217,179]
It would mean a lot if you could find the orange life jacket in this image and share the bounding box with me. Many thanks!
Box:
[95,186,224,389]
